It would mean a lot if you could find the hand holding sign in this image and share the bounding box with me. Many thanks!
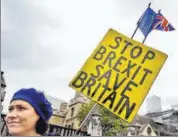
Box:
[69,29,167,123]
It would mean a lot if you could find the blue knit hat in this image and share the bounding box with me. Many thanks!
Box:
[11,88,53,122]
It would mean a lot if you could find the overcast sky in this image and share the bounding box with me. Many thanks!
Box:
[2,0,178,115]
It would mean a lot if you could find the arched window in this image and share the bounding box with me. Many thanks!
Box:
[71,107,74,117]
[147,127,152,134]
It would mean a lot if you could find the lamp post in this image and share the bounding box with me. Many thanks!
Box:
[1,71,7,112]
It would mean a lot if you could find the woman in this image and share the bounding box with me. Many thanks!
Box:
[5,88,53,136]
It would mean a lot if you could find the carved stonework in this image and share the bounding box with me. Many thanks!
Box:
[1,71,7,112]
[87,113,102,136]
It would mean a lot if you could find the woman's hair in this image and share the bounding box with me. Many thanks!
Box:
[36,118,49,135]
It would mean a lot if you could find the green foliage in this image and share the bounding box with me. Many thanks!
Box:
[77,101,128,136]
[77,101,95,124]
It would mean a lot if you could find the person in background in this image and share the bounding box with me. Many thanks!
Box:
[5,88,53,136]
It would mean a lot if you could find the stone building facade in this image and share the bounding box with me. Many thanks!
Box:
[63,92,90,129]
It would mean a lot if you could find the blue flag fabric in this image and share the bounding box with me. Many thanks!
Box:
[152,13,175,31]
[137,7,157,36]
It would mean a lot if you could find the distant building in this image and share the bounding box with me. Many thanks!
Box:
[147,95,162,113]
[120,115,178,136]
[145,106,178,130]
[172,104,178,110]
[1,71,8,136]
[146,109,174,123]
[49,102,68,126]
[1,71,7,112]
[127,123,157,136]
[48,109,66,126]
[169,110,178,129]
[59,102,68,113]
[46,95,68,126]
[46,95,65,112]
[63,92,90,129]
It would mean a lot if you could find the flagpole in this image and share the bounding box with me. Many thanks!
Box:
[142,33,148,44]
[142,9,161,44]
[131,2,151,39]
[158,9,161,14]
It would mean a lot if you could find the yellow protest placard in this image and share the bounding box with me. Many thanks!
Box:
[69,29,168,123]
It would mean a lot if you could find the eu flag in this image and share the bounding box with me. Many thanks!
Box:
[138,7,157,36]
[152,13,175,31]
